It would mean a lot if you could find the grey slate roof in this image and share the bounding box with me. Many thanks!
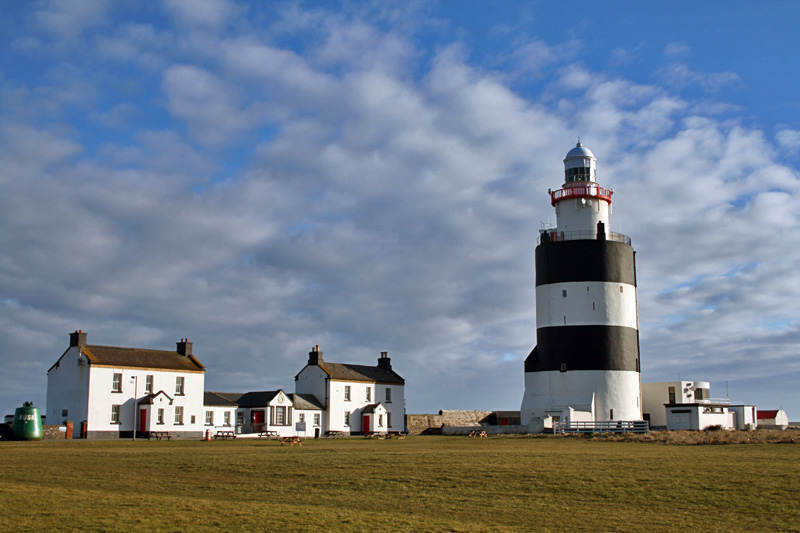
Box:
[318,362,404,384]
[291,393,324,410]
[204,391,239,407]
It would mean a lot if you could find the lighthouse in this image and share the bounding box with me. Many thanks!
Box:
[520,143,641,432]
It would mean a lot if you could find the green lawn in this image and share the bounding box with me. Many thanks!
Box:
[1,436,798,532]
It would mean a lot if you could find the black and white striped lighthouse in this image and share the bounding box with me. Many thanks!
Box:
[520,143,641,432]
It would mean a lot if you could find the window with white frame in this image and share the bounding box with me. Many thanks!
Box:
[344,411,350,426]
[314,413,320,426]
[224,412,231,426]
[175,406,184,425]
[385,387,392,403]
[344,385,351,401]
[111,405,121,424]
[205,411,213,426]
[175,376,185,395]
[145,375,153,394]
[157,408,164,424]
[378,414,383,427]
[112,373,122,392]
[366,387,371,401]
[237,412,244,427]
[299,413,305,423]
[275,406,287,425]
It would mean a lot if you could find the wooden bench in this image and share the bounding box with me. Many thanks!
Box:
[214,430,237,440]
[149,431,171,441]
[324,430,346,438]
[280,436,302,447]
[258,430,279,439]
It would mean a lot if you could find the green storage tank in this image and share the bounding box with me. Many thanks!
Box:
[12,403,43,440]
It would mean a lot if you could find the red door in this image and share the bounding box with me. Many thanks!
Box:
[363,415,370,435]
[252,411,265,432]
[139,408,147,434]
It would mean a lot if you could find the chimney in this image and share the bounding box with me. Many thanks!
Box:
[308,345,323,365]
[377,351,392,371]
[70,330,87,349]
[177,338,193,357]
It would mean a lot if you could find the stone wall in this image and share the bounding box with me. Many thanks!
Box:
[43,424,67,439]
[442,425,530,436]
[407,410,494,435]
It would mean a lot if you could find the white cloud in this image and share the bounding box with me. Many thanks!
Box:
[162,0,236,28]
[776,128,800,155]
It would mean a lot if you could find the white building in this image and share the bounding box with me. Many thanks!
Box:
[642,381,756,431]
[756,409,789,430]
[46,331,206,439]
[204,390,325,438]
[521,143,642,432]
[295,346,405,435]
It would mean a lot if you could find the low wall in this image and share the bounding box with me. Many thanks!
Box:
[442,425,530,436]
[407,410,501,435]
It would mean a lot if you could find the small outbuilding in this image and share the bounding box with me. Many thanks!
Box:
[756,409,789,430]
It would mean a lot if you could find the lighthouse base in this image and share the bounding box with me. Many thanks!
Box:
[521,369,641,432]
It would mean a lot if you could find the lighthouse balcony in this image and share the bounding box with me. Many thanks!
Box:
[550,185,613,206]
[537,229,631,245]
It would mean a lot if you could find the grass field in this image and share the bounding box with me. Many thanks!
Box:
[1,435,798,532]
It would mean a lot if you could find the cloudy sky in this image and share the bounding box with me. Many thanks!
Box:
[2,1,799,420]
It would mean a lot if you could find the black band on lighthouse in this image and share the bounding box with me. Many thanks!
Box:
[525,325,640,372]
[535,240,636,287]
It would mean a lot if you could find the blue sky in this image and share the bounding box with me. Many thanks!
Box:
[1,0,799,420]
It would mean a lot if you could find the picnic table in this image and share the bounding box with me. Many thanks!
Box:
[280,436,302,447]
[324,430,346,438]
[149,431,171,441]
[468,430,488,438]
[258,430,279,439]
[214,430,237,440]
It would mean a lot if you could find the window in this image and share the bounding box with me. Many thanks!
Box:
[299,413,305,423]
[668,387,676,404]
[562,289,567,298]
[344,411,350,426]
[620,286,624,293]
[112,373,122,392]
[61,409,68,418]
[378,414,383,427]
[385,388,392,403]
[224,412,231,426]
[157,408,164,424]
[275,406,287,425]
[175,376,185,395]
[145,375,153,394]
[111,405,121,424]
[237,412,244,427]
[191,415,196,424]
[175,406,184,425]
[387,412,392,428]
[366,387,371,402]
[314,413,320,427]
[560,363,567,372]
[610,409,614,420]
[344,385,351,401]
[205,411,214,426]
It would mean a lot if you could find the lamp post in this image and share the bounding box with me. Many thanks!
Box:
[130,375,138,441]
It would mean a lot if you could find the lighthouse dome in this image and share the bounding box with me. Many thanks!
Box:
[565,142,595,160]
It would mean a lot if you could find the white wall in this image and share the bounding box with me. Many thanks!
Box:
[46,347,90,434]
[203,405,236,431]
[521,370,641,429]
[86,366,205,437]
[554,196,610,234]
[642,381,714,428]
